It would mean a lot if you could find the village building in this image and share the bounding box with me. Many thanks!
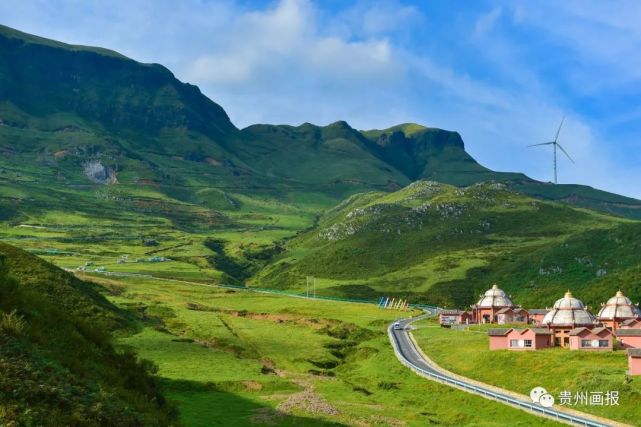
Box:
[615,329,641,349]
[597,291,641,331]
[439,310,472,326]
[488,328,553,351]
[495,307,529,325]
[627,349,641,375]
[528,309,550,326]
[619,318,641,329]
[568,327,613,351]
[472,284,515,324]
[488,328,511,350]
[541,291,597,348]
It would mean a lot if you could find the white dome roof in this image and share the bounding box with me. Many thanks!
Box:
[597,291,641,320]
[475,284,514,308]
[541,291,596,327]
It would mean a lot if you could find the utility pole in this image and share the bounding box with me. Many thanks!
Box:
[306,276,316,298]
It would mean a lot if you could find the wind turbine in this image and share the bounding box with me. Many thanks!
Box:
[528,116,574,184]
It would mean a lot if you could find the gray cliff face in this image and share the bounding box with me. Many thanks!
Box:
[82,160,117,184]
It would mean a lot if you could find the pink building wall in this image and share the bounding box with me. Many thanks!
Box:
[489,335,508,350]
[628,356,641,375]
[569,330,613,351]
[496,309,529,325]
[617,336,641,349]
[534,334,552,348]
[507,329,551,350]
[530,314,546,326]
[439,312,473,325]
[489,329,553,350]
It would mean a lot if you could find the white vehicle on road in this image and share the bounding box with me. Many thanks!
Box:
[393,321,402,330]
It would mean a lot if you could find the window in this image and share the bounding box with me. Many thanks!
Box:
[581,339,609,348]
[510,339,531,348]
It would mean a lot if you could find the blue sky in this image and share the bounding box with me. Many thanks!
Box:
[1,0,640,198]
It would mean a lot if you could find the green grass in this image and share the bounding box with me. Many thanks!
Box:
[0,243,175,426]
[413,320,641,424]
[93,273,560,426]
[255,181,641,310]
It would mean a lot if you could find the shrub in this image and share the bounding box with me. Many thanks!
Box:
[0,310,26,336]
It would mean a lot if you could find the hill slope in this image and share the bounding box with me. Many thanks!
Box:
[1,23,640,225]
[0,242,174,425]
[253,181,641,309]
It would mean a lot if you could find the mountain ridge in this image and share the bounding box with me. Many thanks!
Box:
[1,23,640,221]
[253,180,641,309]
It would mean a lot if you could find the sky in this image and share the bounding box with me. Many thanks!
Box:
[1,0,640,198]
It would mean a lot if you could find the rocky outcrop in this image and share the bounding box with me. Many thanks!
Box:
[82,160,117,184]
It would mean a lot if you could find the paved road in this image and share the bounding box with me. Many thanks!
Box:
[390,316,618,427]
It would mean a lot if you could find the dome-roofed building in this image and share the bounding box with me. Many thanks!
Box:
[472,284,516,324]
[597,291,641,331]
[541,291,597,347]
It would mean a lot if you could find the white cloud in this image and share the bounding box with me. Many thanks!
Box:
[0,0,639,198]
[184,0,400,86]
[474,7,502,36]
[506,1,641,93]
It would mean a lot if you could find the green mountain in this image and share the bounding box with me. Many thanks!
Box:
[3,23,641,427]
[1,23,640,226]
[0,242,174,425]
[253,180,641,310]
[1,24,641,312]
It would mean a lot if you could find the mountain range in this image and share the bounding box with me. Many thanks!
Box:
[4,23,641,427]
[2,23,641,224]
[1,24,641,312]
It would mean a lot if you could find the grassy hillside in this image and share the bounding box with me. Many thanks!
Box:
[88,273,559,426]
[254,180,641,309]
[0,242,174,425]
[413,320,641,425]
[1,22,640,230]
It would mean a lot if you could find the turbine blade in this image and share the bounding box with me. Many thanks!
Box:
[554,116,565,142]
[528,142,555,147]
[556,143,575,163]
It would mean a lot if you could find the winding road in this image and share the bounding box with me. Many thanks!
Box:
[389,316,624,427]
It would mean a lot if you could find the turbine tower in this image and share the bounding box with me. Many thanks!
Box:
[528,117,574,184]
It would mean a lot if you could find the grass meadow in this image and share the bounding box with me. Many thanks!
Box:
[89,274,560,426]
[412,320,641,424]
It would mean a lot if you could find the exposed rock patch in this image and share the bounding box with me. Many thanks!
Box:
[276,378,339,416]
[82,160,117,184]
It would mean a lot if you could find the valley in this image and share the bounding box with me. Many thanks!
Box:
[86,273,559,426]
[1,22,641,427]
